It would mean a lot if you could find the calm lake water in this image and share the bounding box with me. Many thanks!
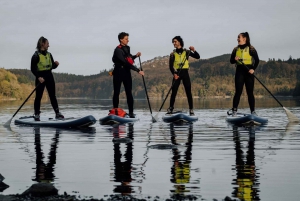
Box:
[0,97,300,201]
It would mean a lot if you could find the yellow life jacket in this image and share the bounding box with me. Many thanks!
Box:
[173,49,189,70]
[236,46,252,65]
[37,52,52,71]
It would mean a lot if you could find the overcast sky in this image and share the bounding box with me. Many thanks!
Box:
[0,0,299,75]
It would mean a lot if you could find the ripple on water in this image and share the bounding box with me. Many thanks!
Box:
[0,101,300,200]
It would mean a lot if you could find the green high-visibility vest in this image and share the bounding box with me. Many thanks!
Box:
[173,50,189,70]
[236,46,252,65]
[37,52,52,71]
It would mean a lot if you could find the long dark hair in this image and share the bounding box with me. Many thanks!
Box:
[240,32,251,46]
[36,36,48,50]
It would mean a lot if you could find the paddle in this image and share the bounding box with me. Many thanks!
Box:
[138,57,156,123]
[239,61,299,122]
[153,51,190,122]
[3,83,40,127]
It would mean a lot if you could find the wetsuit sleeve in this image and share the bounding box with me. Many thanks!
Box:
[113,48,140,72]
[50,53,58,69]
[131,55,137,60]
[188,50,200,59]
[230,48,237,64]
[169,53,176,74]
[250,46,259,70]
[127,46,138,64]
[31,53,40,77]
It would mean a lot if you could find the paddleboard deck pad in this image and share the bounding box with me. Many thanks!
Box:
[15,115,96,128]
[162,112,198,124]
[99,115,138,125]
[226,113,268,126]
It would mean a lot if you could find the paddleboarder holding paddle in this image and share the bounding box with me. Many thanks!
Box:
[112,32,144,118]
[230,32,259,116]
[31,36,64,121]
[166,36,200,116]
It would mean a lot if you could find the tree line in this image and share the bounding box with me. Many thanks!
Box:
[2,54,300,100]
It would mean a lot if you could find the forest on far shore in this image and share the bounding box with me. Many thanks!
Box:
[1,54,300,100]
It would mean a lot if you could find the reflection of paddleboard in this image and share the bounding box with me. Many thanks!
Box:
[15,115,96,128]
[99,115,138,125]
[162,111,198,124]
[226,113,268,126]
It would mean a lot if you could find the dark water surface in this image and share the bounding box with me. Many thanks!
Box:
[0,98,300,200]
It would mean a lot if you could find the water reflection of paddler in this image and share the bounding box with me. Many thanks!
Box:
[169,124,195,195]
[232,126,260,201]
[112,124,127,139]
[32,127,61,183]
[112,124,134,195]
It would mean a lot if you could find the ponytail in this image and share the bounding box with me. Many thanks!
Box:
[241,32,251,46]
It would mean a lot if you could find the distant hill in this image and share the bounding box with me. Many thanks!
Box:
[4,54,300,100]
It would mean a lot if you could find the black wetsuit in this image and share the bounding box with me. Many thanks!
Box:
[112,45,140,114]
[31,50,59,115]
[230,44,259,112]
[169,48,200,110]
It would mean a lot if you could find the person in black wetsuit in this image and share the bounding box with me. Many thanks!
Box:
[112,32,144,118]
[31,36,64,121]
[230,32,259,116]
[167,36,200,116]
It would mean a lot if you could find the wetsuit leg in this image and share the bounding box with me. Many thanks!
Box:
[34,79,46,115]
[182,71,193,109]
[113,68,123,108]
[45,73,59,113]
[245,74,255,112]
[169,78,181,108]
[233,70,245,110]
[123,71,134,114]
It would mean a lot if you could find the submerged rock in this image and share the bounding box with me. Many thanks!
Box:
[22,183,58,197]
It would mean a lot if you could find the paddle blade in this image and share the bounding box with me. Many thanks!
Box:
[3,117,13,128]
[283,107,300,122]
[152,113,159,123]
[152,115,157,123]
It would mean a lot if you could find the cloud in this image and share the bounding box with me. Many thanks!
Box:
[0,0,299,75]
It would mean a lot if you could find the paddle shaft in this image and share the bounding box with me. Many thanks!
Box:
[240,62,283,107]
[12,83,40,118]
[158,51,190,112]
[139,57,153,114]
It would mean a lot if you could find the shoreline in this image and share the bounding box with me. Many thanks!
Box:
[1,95,298,102]
[0,194,236,201]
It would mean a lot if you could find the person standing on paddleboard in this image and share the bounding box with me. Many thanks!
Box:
[31,36,64,121]
[167,36,200,116]
[230,32,259,116]
[112,32,144,118]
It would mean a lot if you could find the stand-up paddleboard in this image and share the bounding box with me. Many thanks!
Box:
[99,115,138,125]
[162,111,198,124]
[226,113,268,126]
[15,115,96,128]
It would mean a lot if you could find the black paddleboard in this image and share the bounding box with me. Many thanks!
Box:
[99,115,138,125]
[226,113,268,126]
[15,115,96,128]
[162,111,198,124]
